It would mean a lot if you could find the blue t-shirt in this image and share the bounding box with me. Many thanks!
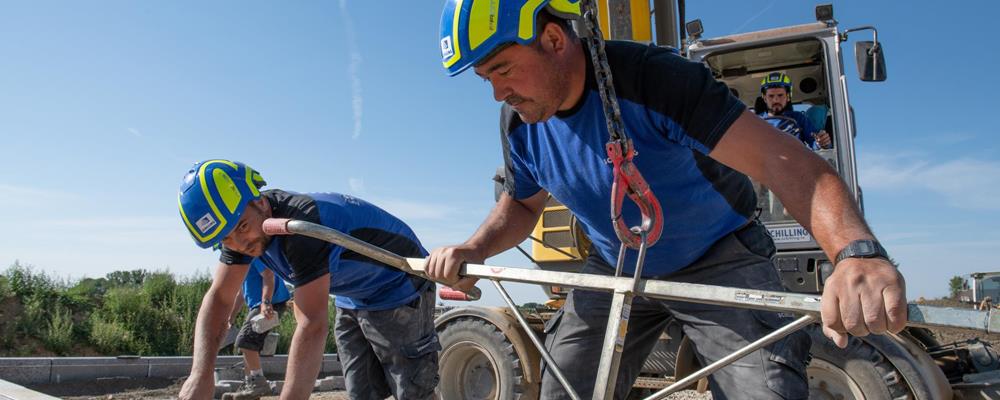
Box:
[221,190,429,311]
[242,259,291,310]
[758,109,819,149]
[502,41,753,277]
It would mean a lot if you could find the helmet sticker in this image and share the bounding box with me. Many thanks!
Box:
[196,213,218,234]
[441,36,455,60]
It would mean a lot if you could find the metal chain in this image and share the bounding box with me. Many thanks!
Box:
[579,0,629,146]
[576,0,664,249]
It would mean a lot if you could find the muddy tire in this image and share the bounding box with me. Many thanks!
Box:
[437,317,536,400]
[807,328,914,400]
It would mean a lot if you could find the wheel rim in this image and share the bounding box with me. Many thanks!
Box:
[808,358,867,400]
[438,339,500,399]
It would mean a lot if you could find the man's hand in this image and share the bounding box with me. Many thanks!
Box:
[425,244,484,292]
[178,363,218,399]
[262,302,275,319]
[820,258,906,348]
[815,130,832,149]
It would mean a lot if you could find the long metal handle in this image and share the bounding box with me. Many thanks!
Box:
[266,219,1000,333]
[262,218,482,301]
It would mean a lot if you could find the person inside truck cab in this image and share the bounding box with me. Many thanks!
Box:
[759,71,833,149]
[428,1,906,399]
[176,160,439,400]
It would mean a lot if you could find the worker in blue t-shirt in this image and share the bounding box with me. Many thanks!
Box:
[429,2,904,399]
[177,160,438,400]
[758,71,833,149]
[223,259,291,398]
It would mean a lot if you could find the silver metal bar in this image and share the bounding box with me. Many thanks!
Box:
[271,219,1000,333]
[645,315,818,400]
[268,219,482,300]
[593,290,631,399]
[594,237,650,399]
[491,280,582,400]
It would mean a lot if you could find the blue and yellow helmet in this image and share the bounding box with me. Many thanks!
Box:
[440,0,581,76]
[760,72,793,96]
[177,160,266,249]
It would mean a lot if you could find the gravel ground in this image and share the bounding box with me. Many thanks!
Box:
[33,378,711,399]
[37,298,999,400]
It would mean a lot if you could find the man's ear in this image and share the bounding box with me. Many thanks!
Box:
[539,22,568,54]
[250,197,270,214]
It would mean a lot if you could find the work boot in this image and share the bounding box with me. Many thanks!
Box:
[227,374,271,399]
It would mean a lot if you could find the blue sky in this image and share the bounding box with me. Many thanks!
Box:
[1,1,997,306]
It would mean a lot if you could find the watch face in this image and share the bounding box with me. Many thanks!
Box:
[856,240,874,255]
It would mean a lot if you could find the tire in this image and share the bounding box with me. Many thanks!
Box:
[437,317,536,400]
[807,328,914,400]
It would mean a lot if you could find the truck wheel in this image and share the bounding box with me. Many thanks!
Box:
[437,317,535,400]
[807,329,914,400]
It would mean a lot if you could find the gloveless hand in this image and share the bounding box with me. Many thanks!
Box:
[820,257,906,348]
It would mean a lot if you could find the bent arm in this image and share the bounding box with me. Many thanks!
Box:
[179,262,249,400]
[425,190,548,289]
[710,111,873,256]
[279,273,330,399]
[261,267,275,305]
[467,190,549,259]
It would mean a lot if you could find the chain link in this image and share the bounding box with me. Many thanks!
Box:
[576,0,664,249]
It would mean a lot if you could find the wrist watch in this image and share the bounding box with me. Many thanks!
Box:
[834,239,890,265]
[263,299,272,306]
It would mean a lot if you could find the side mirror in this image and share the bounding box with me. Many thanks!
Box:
[855,41,886,81]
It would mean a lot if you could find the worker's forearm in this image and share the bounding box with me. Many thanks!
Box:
[279,319,328,399]
[465,194,543,259]
[767,156,874,259]
[190,290,233,377]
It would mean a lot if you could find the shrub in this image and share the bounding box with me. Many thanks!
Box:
[90,316,150,355]
[105,269,147,287]
[6,262,59,301]
[0,275,10,299]
[43,305,74,355]
[143,271,176,305]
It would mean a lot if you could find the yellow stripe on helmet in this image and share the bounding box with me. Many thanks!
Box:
[547,0,581,16]
[519,0,547,41]
[469,0,500,51]
[443,0,466,69]
[214,168,242,214]
[194,159,237,243]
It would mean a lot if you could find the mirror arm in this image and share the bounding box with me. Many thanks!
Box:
[840,26,879,51]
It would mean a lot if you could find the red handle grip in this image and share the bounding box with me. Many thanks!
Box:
[439,286,474,301]
[262,218,292,235]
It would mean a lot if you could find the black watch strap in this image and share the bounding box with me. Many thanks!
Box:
[834,239,889,264]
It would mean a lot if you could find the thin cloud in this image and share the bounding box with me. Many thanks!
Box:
[0,184,80,206]
[339,0,363,139]
[731,0,777,34]
[127,127,143,138]
[375,198,456,221]
[860,153,1000,210]
[348,177,366,194]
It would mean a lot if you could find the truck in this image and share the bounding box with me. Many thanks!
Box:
[958,272,1000,307]
[433,2,1000,399]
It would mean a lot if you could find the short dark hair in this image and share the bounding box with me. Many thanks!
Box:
[536,9,577,40]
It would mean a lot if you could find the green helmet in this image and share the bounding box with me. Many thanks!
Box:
[760,72,793,97]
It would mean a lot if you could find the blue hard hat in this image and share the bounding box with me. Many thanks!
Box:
[178,160,266,249]
[440,0,581,76]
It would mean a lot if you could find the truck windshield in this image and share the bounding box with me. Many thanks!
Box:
[703,39,837,225]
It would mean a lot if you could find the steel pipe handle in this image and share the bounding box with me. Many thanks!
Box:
[263,218,481,301]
